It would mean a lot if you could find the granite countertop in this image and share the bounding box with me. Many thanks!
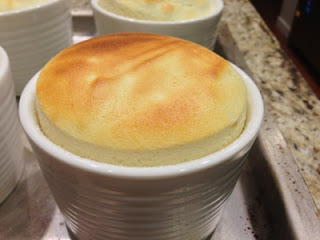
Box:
[221,0,320,211]
[69,0,320,210]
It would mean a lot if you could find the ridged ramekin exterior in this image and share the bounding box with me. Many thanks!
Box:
[33,148,247,240]
[0,47,24,204]
[91,0,223,50]
[19,65,264,240]
[0,0,73,96]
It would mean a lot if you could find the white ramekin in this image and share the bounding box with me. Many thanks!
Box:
[19,63,264,240]
[0,0,73,96]
[91,0,224,50]
[0,46,24,204]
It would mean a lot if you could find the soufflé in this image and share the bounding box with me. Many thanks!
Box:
[0,0,52,12]
[36,33,247,167]
[96,0,217,21]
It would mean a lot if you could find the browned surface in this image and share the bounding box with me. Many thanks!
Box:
[37,33,246,150]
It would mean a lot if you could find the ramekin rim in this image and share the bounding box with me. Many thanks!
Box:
[0,0,64,16]
[91,0,224,25]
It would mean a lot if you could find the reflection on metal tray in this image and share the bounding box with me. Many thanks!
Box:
[1,13,320,240]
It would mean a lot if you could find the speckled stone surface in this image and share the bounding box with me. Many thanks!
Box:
[69,0,320,210]
[221,0,320,210]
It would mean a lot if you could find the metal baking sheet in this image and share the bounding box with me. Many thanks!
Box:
[1,12,320,240]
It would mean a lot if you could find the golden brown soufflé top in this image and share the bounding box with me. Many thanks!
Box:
[36,33,247,167]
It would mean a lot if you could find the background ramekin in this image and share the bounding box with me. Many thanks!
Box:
[0,0,73,96]
[91,0,224,50]
[19,63,264,240]
[0,46,24,204]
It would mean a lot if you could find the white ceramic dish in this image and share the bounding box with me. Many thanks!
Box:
[0,0,73,95]
[91,0,224,50]
[0,46,24,204]
[19,63,263,240]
